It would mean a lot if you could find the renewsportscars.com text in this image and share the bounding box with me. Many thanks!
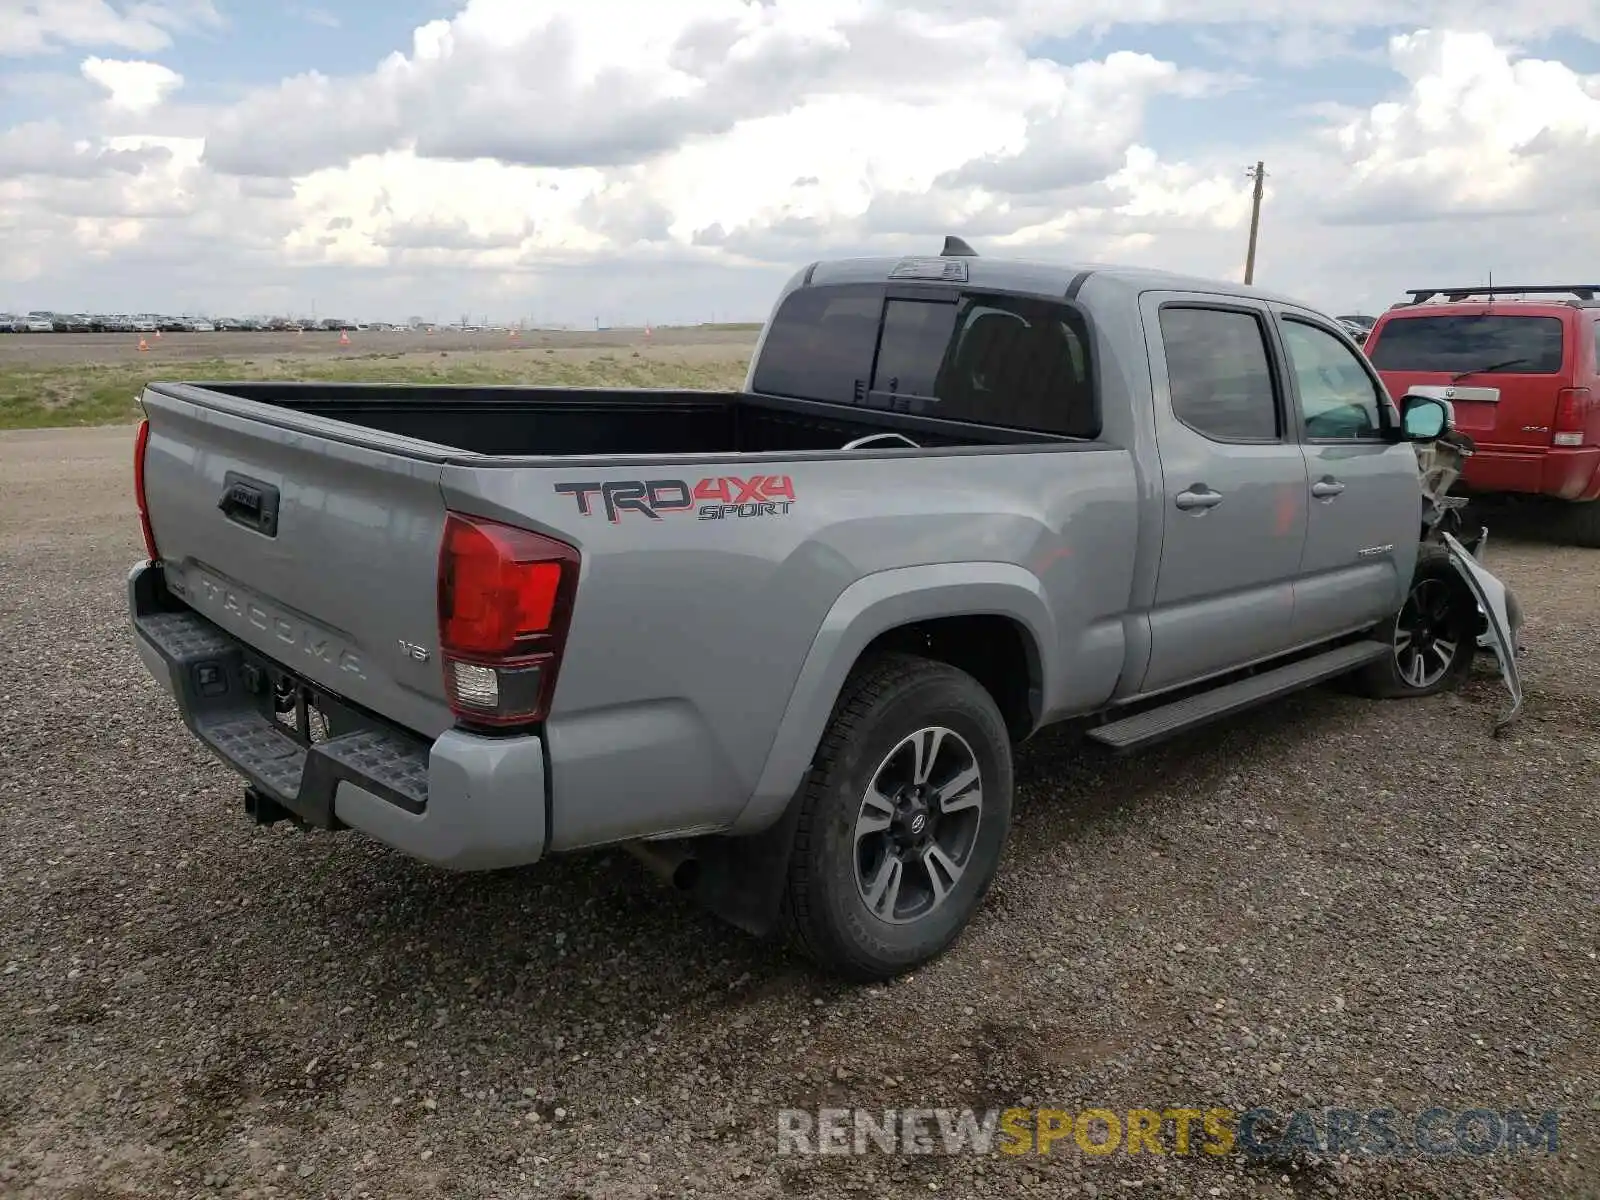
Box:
[776,1106,1562,1160]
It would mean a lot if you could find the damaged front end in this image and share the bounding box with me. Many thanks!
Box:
[1413,425,1525,732]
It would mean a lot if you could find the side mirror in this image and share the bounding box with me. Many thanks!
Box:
[1401,394,1452,442]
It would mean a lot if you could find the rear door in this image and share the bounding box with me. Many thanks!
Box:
[1272,309,1421,642]
[139,387,457,738]
[1365,309,1571,452]
[1139,294,1309,694]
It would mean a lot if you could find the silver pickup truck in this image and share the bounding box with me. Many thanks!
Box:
[127,243,1518,980]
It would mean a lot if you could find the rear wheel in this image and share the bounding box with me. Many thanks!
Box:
[783,653,1013,982]
[1555,499,1600,548]
[1349,544,1478,699]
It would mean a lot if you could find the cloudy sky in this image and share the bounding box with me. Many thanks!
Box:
[2,1,1598,326]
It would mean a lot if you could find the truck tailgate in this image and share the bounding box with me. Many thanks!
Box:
[139,388,456,739]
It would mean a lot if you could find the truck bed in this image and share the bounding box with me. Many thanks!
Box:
[163,382,1063,459]
[135,376,1117,756]
[129,367,1140,879]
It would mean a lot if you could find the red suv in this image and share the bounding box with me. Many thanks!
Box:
[1364,285,1600,545]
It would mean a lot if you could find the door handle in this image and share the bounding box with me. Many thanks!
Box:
[1175,486,1224,511]
[1311,478,1346,499]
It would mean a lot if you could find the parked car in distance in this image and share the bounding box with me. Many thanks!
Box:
[129,241,1493,981]
[1364,284,1600,546]
[1335,316,1372,345]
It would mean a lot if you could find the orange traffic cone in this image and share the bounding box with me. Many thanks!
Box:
[137,337,149,352]
[339,330,350,346]
[153,329,161,338]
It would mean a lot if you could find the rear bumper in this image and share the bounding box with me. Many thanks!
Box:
[128,562,548,870]
[1461,445,1600,501]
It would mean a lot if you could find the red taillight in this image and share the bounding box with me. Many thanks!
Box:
[133,417,159,561]
[437,511,580,727]
[1553,387,1593,448]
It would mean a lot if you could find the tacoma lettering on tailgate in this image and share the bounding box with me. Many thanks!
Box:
[190,572,367,680]
[554,475,796,523]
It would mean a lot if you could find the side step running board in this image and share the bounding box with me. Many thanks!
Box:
[1087,640,1389,753]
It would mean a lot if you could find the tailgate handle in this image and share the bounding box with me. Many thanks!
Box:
[218,472,280,536]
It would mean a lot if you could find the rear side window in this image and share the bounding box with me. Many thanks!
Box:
[916,293,1097,437]
[871,299,956,402]
[756,284,1098,437]
[1368,314,1565,374]
[751,284,883,405]
[1159,306,1280,441]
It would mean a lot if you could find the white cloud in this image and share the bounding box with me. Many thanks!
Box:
[0,0,217,57]
[1223,28,1600,313]
[900,0,1600,43]
[80,56,182,112]
[1,2,1599,324]
[201,0,850,176]
[1318,30,1600,221]
[0,120,173,179]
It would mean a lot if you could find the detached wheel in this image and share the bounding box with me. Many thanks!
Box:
[1350,544,1477,699]
[783,653,1013,982]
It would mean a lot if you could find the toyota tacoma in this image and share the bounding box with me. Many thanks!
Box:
[127,241,1519,980]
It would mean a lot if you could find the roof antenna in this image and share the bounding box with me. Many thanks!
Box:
[941,235,978,257]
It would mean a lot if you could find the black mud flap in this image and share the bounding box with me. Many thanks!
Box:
[691,799,809,941]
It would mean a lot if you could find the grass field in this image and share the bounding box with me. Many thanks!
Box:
[0,329,760,430]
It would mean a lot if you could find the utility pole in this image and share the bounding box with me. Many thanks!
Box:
[1244,161,1267,286]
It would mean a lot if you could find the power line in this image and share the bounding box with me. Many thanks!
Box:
[1244,161,1267,286]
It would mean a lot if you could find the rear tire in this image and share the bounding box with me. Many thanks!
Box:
[1349,543,1478,699]
[1555,499,1600,548]
[782,653,1013,982]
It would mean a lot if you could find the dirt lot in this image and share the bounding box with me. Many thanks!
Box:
[1,427,1596,1200]
[0,328,760,370]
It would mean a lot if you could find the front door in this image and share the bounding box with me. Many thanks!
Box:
[1273,309,1422,642]
[1141,295,1311,694]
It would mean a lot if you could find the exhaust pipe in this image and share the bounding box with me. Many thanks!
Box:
[622,840,701,891]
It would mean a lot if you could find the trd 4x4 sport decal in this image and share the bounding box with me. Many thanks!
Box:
[554,475,797,523]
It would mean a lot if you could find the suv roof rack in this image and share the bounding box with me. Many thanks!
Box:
[1404,284,1600,305]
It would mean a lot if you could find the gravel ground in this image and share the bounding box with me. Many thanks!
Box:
[1,427,1596,1200]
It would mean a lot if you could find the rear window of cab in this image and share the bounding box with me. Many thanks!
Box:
[1368,313,1565,375]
